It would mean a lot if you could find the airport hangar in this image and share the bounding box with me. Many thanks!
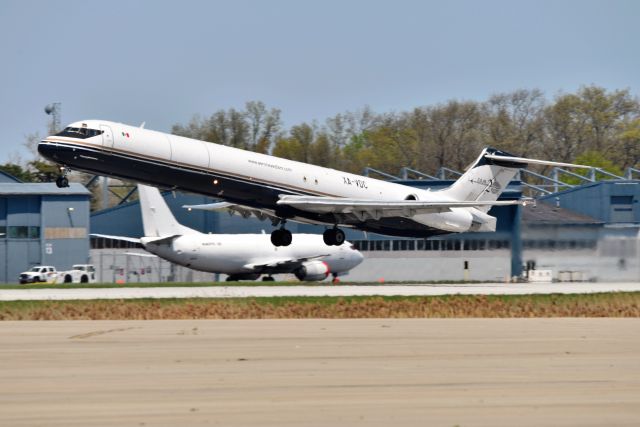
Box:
[0,171,91,283]
[88,176,640,283]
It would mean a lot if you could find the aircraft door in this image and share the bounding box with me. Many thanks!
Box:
[100,125,114,150]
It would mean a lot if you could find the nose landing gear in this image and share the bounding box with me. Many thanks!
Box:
[55,167,69,188]
[323,227,345,246]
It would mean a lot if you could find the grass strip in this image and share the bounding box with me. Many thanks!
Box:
[1,292,639,320]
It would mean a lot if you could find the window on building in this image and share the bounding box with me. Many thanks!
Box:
[8,226,28,238]
[611,196,634,205]
[0,226,5,238]
[90,236,143,249]
[29,226,40,239]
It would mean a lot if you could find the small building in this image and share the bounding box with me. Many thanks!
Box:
[0,172,91,283]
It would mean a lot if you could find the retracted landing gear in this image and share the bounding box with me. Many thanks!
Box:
[55,166,69,188]
[271,227,292,247]
[323,227,345,246]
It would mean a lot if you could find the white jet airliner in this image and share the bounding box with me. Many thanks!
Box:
[40,120,588,246]
[93,184,363,281]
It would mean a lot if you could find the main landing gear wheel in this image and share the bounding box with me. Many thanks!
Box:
[270,228,292,247]
[323,228,345,246]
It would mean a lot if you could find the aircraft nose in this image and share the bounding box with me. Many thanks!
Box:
[37,139,57,161]
[353,248,364,266]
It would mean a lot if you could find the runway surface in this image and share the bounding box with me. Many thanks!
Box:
[1,281,640,301]
[1,319,639,426]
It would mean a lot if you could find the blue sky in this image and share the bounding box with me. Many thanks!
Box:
[0,0,638,162]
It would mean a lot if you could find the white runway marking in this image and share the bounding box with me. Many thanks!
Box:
[0,282,639,301]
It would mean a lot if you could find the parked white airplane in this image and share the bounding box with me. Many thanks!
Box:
[40,120,589,246]
[92,185,364,282]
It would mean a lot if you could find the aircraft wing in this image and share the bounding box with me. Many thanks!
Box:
[90,233,141,243]
[244,254,329,272]
[183,201,278,223]
[276,195,526,217]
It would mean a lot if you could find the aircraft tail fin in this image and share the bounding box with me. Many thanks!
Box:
[441,147,590,211]
[137,185,194,237]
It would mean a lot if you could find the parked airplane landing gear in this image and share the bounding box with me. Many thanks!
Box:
[55,166,69,188]
[323,227,345,246]
[270,228,292,247]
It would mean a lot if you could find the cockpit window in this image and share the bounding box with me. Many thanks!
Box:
[56,127,104,139]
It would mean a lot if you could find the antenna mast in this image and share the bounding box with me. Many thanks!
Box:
[44,102,61,134]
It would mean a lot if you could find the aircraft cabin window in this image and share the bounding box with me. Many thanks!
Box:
[56,127,104,139]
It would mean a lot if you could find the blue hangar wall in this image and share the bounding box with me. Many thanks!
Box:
[540,180,640,224]
[0,179,91,283]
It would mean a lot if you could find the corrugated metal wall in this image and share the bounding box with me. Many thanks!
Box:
[0,193,90,283]
[541,181,640,223]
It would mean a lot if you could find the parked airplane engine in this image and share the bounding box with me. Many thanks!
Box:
[414,209,474,233]
[294,261,330,281]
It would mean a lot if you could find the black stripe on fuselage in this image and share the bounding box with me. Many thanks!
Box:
[38,140,447,238]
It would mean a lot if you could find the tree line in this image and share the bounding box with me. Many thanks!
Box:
[172,86,640,178]
[3,85,638,187]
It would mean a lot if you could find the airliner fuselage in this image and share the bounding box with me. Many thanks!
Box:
[39,120,489,238]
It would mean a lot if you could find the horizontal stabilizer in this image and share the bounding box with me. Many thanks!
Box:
[484,153,592,169]
[125,252,158,258]
[142,235,181,245]
[90,233,141,243]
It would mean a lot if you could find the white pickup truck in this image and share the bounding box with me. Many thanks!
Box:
[19,264,97,284]
[18,266,59,284]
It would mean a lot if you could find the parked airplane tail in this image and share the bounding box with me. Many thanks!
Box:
[441,147,590,211]
[137,185,194,237]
